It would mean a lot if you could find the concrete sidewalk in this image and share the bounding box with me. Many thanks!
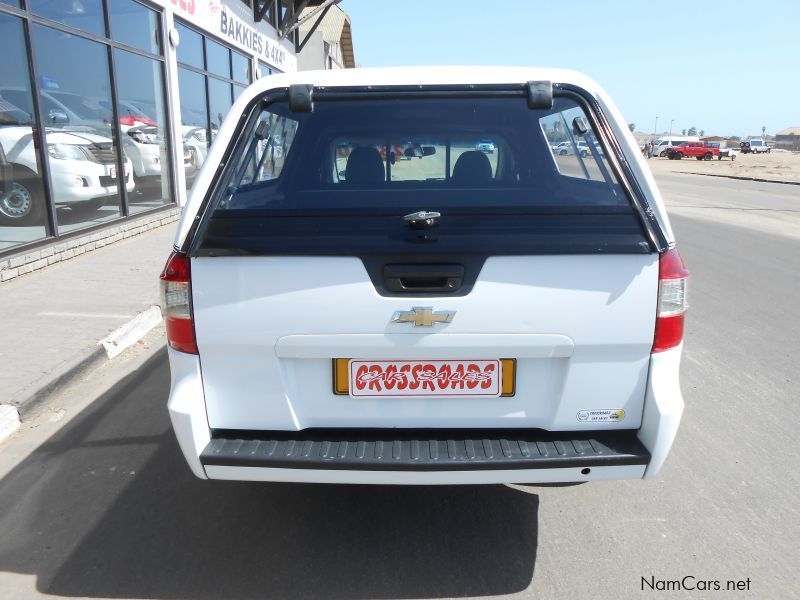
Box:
[0,223,176,422]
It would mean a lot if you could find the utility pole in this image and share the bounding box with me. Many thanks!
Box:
[670,119,674,136]
[653,116,658,141]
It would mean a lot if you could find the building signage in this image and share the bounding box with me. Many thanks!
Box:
[218,6,287,68]
[169,0,196,16]
[162,0,296,71]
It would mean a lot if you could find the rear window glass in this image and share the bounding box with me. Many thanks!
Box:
[195,93,650,257]
[216,96,626,213]
[234,111,299,185]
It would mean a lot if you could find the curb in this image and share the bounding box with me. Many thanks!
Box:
[9,345,107,420]
[100,306,163,359]
[7,306,163,421]
[0,405,21,444]
[682,172,800,186]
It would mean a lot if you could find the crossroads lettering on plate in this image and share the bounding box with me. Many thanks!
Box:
[350,360,501,397]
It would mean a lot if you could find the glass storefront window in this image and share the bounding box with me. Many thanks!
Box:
[114,49,172,214]
[258,61,272,79]
[232,51,251,85]
[0,0,183,256]
[175,23,258,191]
[177,69,207,130]
[30,0,106,37]
[32,24,123,234]
[0,12,47,251]
[109,0,162,55]
[178,67,208,189]
[208,78,232,139]
[205,39,231,79]
[175,22,203,69]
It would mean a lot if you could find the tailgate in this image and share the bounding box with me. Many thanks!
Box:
[192,253,657,431]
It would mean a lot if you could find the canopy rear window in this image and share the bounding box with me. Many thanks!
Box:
[194,92,651,256]
[217,96,626,210]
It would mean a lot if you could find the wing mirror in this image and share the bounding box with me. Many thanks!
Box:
[48,109,69,124]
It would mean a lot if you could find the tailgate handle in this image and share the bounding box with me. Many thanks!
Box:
[383,264,464,293]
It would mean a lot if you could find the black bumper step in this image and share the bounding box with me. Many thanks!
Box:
[200,429,650,471]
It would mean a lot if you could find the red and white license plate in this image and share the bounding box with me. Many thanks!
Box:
[349,360,502,398]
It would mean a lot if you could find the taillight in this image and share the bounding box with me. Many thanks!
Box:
[653,248,689,353]
[159,252,198,354]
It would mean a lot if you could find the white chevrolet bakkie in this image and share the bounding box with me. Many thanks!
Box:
[162,67,688,485]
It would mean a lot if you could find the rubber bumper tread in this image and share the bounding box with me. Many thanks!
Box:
[200,429,650,471]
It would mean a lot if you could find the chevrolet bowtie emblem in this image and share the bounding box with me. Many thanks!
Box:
[391,307,455,327]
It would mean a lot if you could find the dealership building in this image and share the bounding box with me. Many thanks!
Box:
[0,0,351,268]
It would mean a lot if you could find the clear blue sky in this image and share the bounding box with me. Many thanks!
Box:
[341,0,799,137]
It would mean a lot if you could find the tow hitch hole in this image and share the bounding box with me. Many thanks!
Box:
[581,468,591,475]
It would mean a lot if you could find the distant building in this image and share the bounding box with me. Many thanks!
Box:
[775,127,800,150]
[297,4,355,70]
[745,134,775,142]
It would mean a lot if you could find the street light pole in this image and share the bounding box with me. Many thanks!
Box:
[653,116,658,141]
[670,119,674,136]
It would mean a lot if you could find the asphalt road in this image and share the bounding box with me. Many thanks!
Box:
[0,172,797,599]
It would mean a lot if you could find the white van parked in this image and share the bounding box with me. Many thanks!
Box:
[652,136,699,157]
[742,139,771,154]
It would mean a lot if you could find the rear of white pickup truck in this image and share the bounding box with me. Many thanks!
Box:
[162,68,687,485]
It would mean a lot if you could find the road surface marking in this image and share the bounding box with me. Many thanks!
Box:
[39,311,132,319]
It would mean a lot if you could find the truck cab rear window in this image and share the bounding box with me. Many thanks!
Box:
[217,96,626,212]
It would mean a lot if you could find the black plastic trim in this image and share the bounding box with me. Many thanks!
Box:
[288,83,314,112]
[383,263,464,293]
[527,80,553,109]
[200,428,650,472]
[365,254,483,297]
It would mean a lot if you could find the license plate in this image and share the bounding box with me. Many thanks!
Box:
[108,166,129,179]
[342,359,508,398]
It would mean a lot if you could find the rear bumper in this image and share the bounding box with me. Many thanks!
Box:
[204,464,646,484]
[167,344,683,484]
[637,344,685,478]
[201,429,649,485]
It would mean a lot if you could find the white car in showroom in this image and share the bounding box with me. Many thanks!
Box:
[182,125,209,176]
[98,99,195,182]
[162,67,687,485]
[2,87,176,188]
[0,102,134,223]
